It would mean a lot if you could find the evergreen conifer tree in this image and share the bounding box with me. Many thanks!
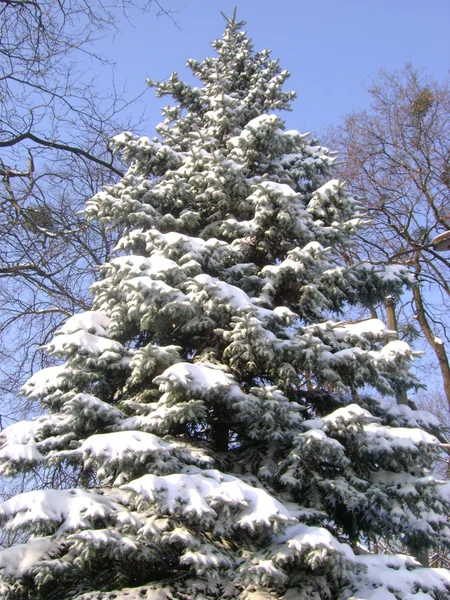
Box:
[0,12,449,600]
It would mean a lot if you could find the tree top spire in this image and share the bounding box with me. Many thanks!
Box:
[220,7,245,30]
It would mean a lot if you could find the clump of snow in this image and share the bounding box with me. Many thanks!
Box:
[274,526,450,599]
[378,264,415,284]
[259,180,298,198]
[21,365,66,398]
[62,393,125,423]
[334,319,388,339]
[310,179,342,202]
[363,423,439,452]
[377,340,412,361]
[0,488,129,533]
[377,398,442,430]
[322,404,374,425]
[80,430,169,462]
[245,114,280,130]
[156,231,207,261]
[0,537,57,577]
[42,311,125,359]
[301,429,345,450]
[352,553,450,599]
[275,523,354,560]
[189,274,271,321]
[74,586,175,600]
[124,467,295,531]
[108,255,180,279]
[0,419,43,446]
[0,441,44,467]
[154,362,245,399]
[57,311,111,336]
[44,329,124,357]
[124,276,188,303]
[78,430,213,480]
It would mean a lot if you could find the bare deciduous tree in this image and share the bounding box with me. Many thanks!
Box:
[326,65,450,409]
[0,0,180,423]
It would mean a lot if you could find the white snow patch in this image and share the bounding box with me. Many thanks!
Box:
[0,442,43,465]
[363,423,439,452]
[62,393,125,422]
[109,255,179,277]
[0,489,129,534]
[124,468,295,530]
[376,340,412,360]
[378,264,415,284]
[245,114,280,130]
[192,274,271,320]
[44,329,124,356]
[275,523,354,560]
[312,179,341,200]
[377,399,441,430]
[160,231,206,258]
[437,482,450,503]
[154,362,244,399]
[124,276,187,302]
[57,311,110,336]
[334,319,388,339]
[323,404,373,425]
[80,431,172,463]
[0,537,56,577]
[353,553,450,599]
[259,180,298,198]
[0,419,43,445]
[21,365,66,397]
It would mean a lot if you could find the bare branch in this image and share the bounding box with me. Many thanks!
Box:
[0,132,124,176]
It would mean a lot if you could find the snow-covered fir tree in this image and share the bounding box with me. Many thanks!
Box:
[0,12,449,600]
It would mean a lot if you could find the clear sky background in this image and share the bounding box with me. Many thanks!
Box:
[94,0,450,136]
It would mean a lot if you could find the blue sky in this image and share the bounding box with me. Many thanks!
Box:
[95,0,450,136]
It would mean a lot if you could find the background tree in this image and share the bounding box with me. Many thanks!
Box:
[0,0,180,426]
[325,65,450,410]
[0,15,449,599]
